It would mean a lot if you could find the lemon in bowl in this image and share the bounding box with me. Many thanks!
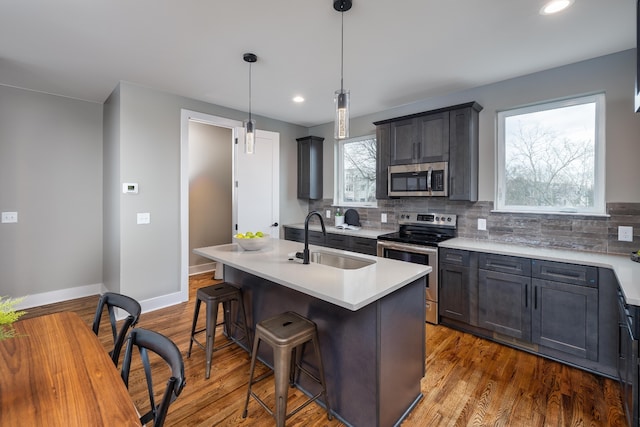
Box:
[233,232,270,251]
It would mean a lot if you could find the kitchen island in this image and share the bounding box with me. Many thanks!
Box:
[194,239,430,427]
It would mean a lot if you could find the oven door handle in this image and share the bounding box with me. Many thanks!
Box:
[376,240,438,256]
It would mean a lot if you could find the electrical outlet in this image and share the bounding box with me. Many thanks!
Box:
[326,210,331,219]
[381,213,387,223]
[478,218,487,231]
[1,212,18,223]
[618,226,633,242]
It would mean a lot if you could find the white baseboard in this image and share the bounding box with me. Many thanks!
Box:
[15,283,187,317]
[189,262,216,276]
[16,283,107,310]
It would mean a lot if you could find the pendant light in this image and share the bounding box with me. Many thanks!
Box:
[334,0,352,140]
[243,53,257,154]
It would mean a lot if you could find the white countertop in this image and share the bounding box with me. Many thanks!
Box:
[285,223,390,239]
[194,239,430,311]
[440,238,640,306]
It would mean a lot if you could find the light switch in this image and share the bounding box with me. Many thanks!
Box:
[381,213,387,223]
[1,212,18,223]
[478,218,487,231]
[137,213,150,225]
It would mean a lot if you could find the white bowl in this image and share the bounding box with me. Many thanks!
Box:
[233,234,270,251]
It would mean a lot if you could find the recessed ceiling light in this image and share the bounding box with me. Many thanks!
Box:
[540,0,574,15]
[293,96,305,103]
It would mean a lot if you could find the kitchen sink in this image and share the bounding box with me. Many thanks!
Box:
[309,250,375,270]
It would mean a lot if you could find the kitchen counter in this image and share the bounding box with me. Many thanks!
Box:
[284,222,390,239]
[440,237,640,305]
[194,238,428,426]
[194,238,429,310]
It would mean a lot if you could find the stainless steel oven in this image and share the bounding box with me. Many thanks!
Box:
[377,240,439,323]
[377,213,457,324]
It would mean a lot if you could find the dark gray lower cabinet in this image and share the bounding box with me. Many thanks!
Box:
[478,269,531,340]
[618,287,639,427]
[532,278,598,360]
[440,247,618,380]
[283,226,377,256]
[439,248,472,324]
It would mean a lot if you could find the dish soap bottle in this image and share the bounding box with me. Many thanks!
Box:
[335,208,344,227]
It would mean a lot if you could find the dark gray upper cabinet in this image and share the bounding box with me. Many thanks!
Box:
[373,102,482,201]
[296,136,323,200]
[388,112,449,165]
[375,123,390,200]
[449,104,482,201]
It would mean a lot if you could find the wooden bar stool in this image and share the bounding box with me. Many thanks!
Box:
[187,282,252,379]
[242,311,332,427]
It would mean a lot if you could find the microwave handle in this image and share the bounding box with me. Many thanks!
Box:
[427,166,432,192]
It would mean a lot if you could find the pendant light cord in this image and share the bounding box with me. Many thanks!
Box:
[248,62,252,122]
[340,10,344,93]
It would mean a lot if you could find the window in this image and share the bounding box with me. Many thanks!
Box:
[335,134,377,207]
[496,93,605,215]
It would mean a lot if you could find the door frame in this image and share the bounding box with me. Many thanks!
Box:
[179,109,242,301]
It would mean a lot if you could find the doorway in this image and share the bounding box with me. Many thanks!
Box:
[179,109,280,301]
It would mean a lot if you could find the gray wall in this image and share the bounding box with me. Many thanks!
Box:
[188,122,232,267]
[3,49,639,304]
[310,49,640,204]
[106,81,308,303]
[0,85,103,298]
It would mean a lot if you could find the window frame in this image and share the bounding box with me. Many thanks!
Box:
[334,134,378,208]
[495,93,606,215]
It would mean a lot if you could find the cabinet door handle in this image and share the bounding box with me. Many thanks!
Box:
[534,286,538,310]
[525,284,528,308]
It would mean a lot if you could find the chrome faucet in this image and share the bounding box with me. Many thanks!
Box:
[299,210,326,264]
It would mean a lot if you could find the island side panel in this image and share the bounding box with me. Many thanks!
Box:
[379,276,426,426]
[225,265,379,426]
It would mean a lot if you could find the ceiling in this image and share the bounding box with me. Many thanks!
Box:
[0,0,635,128]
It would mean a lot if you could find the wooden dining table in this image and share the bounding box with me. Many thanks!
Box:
[0,311,141,426]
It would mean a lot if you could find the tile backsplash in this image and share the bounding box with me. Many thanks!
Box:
[308,199,640,255]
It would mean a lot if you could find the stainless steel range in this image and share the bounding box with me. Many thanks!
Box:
[377,213,457,324]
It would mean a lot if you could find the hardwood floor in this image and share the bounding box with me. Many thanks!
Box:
[21,272,628,426]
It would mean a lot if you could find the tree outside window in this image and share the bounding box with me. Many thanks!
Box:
[496,93,605,214]
[336,135,377,207]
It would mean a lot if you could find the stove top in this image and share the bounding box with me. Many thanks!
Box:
[377,212,457,246]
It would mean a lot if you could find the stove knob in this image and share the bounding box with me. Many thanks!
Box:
[447,217,452,222]
[435,216,440,221]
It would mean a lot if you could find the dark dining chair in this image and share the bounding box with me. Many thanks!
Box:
[92,292,142,366]
[121,328,186,427]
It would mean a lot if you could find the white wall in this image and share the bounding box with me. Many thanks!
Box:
[310,49,640,204]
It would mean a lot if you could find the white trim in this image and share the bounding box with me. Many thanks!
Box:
[495,93,605,215]
[189,262,217,276]
[16,283,107,310]
[16,282,184,318]
[334,134,378,208]
[180,109,242,304]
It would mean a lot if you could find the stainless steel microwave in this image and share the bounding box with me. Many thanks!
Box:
[388,162,448,197]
